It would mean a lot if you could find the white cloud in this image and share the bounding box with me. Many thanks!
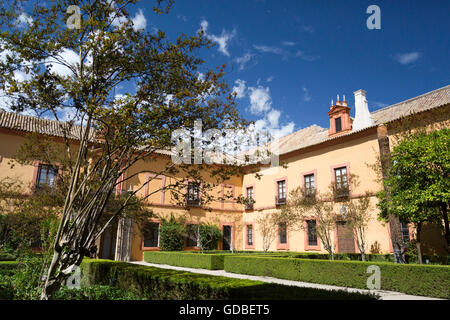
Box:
[295,50,318,62]
[394,52,421,65]
[232,79,246,99]
[248,86,272,114]
[253,45,284,55]
[132,9,147,31]
[234,52,253,71]
[199,20,235,56]
[110,3,147,31]
[45,48,80,77]
[302,87,311,102]
[266,76,274,83]
[15,12,33,28]
[267,109,281,128]
[300,25,315,33]
[281,41,296,47]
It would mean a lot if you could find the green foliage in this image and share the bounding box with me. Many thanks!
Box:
[9,252,48,300]
[159,215,186,251]
[224,255,450,299]
[199,224,222,251]
[53,285,142,300]
[377,128,449,227]
[144,251,225,270]
[80,259,375,300]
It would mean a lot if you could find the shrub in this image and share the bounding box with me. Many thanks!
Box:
[53,285,142,300]
[224,255,450,299]
[80,259,376,300]
[159,217,186,251]
[199,224,222,251]
[144,251,226,270]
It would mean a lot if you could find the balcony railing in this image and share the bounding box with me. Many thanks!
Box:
[186,198,202,207]
[275,195,286,206]
[245,200,254,210]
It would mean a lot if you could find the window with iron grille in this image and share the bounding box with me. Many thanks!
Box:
[307,220,318,246]
[335,117,342,132]
[187,181,200,204]
[247,225,253,246]
[186,224,199,247]
[400,220,410,244]
[334,167,348,197]
[304,174,315,196]
[279,222,287,244]
[277,180,286,200]
[36,164,58,188]
[143,222,160,247]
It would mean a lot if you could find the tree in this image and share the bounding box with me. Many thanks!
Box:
[0,0,246,299]
[281,186,337,259]
[345,192,372,261]
[255,213,278,253]
[377,128,449,263]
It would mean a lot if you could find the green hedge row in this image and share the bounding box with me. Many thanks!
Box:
[80,259,375,300]
[0,253,16,261]
[144,251,226,270]
[223,256,450,299]
[0,261,18,273]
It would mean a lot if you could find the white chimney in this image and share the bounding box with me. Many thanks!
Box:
[352,89,374,131]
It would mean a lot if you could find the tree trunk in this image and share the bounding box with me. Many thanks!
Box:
[442,203,450,253]
[115,216,133,262]
[416,222,423,264]
[377,125,406,263]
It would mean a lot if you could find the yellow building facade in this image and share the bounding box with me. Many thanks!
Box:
[1,85,449,260]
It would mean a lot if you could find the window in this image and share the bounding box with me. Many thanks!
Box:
[335,117,342,132]
[246,187,254,209]
[400,221,410,243]
[246,187,254,201]
[304,174,315,196]
[187,181,200,205]
[247,225,253,246]
[36,164,58,188]
[277,180,286,200]
[334,167,349,197]
[307,220,318,246]
[186,224,199,247]
[279,222,287,244]
[143,222,160,248]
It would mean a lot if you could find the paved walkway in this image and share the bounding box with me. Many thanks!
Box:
[130,261,443,300]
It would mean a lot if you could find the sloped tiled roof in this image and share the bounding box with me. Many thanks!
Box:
[270,84,450,156]
[1,85,449,159]
[0,110,85,140]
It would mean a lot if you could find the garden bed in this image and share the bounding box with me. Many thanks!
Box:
[80,259,376,300]
[223,255,450,299]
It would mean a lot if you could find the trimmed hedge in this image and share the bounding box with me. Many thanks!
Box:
[224,256,450,299]
[80,259,376,300]
[144,251,226,270]
[0,253,16,261]
[0,261,18,275]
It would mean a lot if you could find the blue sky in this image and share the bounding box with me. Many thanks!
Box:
[130,0,449,137]
[5,0,449,138]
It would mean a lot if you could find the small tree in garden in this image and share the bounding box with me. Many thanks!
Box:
[159,215,186,251]
[198,224,222,252]
[281,186,337,259]
[342,176,372,261]
[345,193,372,261]
[0,0,247,298]
[255,213,278,253]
